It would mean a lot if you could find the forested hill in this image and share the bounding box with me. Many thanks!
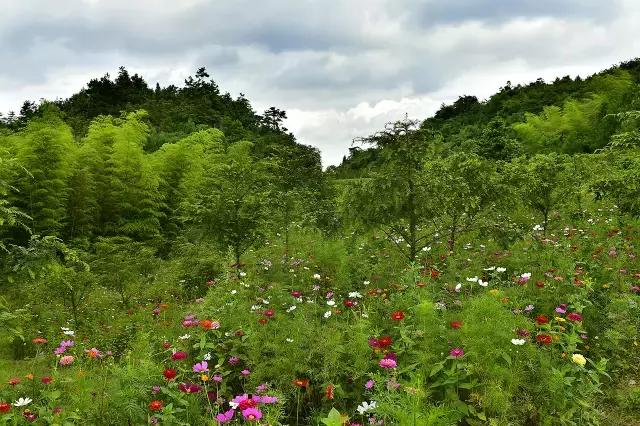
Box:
[330,58,640,178]
[0,66,318,160]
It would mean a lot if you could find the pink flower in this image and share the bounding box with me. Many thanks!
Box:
[449,348,464,358]
[59,355,74,366]
[228,356,240,365]
[192,361,209,373]
[215,409,234,423]
[241,369,251,376]
[212,375,223,383]
[567,312,583,322]
[379,358,397,369]
[365,380,375,389]
[241,407,263,421]
[555,304,568,314]
[256,395,278,404]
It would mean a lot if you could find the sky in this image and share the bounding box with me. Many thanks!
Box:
[1,0,639,166]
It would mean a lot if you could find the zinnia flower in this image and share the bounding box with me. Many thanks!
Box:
[449,348,464,358]
[450,321,462,329]
[571,353,587,366]
[32,337,48,345]
[536,334,552,345]
[379,358,397,369]
[163,368,177,380]
[59,355,74,366]
[567,312,583,322]
[171,351,188,361]
[149,400,163,411]
[0,402,11,413]
[293,378,309,388]
[535,315,549,325]
[391,310,405,321]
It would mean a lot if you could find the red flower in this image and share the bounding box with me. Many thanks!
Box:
[567,312,583,322]
[325,384,334,400]
[32,337,48,345]
[391,311,405,321]
[377,336,393,348]
[535,280,545,288]
[149,400,163,411]
[8,377,20,386]
[536,334,552,345]
[178,382,202,393]
[163,368,177,381]
[291,291,302,298]
[200,320,214,330]
[450,321,463,329]
[0,402,10,413]
[41,376,53,385]
[238,398,257,410]
[535,315,549,325]
[162,341,171,349]
[292,378,309,388]
[264,309,275,317]
[430,269,440,279]
[343,299,354,308]
[258,318,268,325]
[171,351,188,361]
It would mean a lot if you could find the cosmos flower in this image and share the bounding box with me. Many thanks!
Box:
[13,398,32,407]
[449,348,464,358]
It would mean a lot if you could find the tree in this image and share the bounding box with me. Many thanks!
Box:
[425,153,501,252]
[345,117,438,262]
[508,153,572,236]
[182,140,274,268]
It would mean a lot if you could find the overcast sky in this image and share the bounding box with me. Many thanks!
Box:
[1,0,638,166]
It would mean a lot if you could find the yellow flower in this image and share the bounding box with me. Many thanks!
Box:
[555,317,566,322]
[572,353,586,366]
[201,374,209,382]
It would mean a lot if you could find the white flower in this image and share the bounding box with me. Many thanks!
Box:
[496,267,507,273]
[466,276,478,282]
[455,283,462,292]
[262,300,270,305]
[533,224,543,231]
[363,280,370,286]
[435,302,446,311]
[63,330,75,336]
[13,397,32,407]
[422,246,431,252]
[203,352,212,360]
[348,291,363,299]
[286,305,297,313]
[520,272,531,279]
[356,400,377,415]
[511,339,526,346]
[483,266,496,271]
[285,338,294,343]
[326,300,336,306]
[250,305,259,311]
[178,334,191,340]
[324,311,332,318]
[478,279,488,287]
[239,271,247,277]
[230,290,237,295]
[313,273,321,280]
[229,401,239,409]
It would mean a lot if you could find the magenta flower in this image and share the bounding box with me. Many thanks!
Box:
[567,312,583,322]
[379,358,397,369]
[449,348,464,358]
[193,361,209,373]
[215,409,234,423]
[242,407,263,421]
[365,380,375,389]
[172,351,188,361]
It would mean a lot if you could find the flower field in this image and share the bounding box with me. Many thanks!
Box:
[1,210,638,425]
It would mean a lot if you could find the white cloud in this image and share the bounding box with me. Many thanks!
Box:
[0,0,638,166]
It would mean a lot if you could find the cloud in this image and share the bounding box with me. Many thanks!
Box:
[0,0,638,166]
